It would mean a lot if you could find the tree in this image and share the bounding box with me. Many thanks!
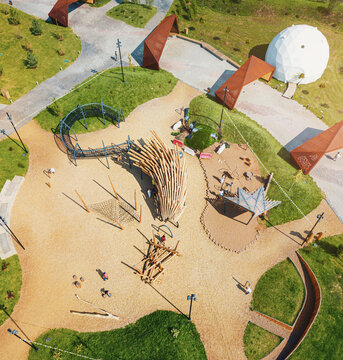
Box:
[30,19,42,36]
[25,52,38,69]
[8,8,20,25]
[48,98,62,116]
[146,0,154,8]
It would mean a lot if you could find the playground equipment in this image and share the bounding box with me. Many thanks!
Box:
[74,177,142,230]
[49,0,94,27]
[129,131,187,223]
[133,233,180,284]
[58,101,132,166]
[143,14,179,70]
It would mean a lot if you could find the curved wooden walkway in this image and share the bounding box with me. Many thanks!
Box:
[249,250,321,360]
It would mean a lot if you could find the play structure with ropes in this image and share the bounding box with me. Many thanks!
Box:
[59,101,132,166]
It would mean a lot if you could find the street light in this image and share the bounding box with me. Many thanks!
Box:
[187,294,197,320]
[219,87,229,131]
[0,216,25,250]
[7,328,38,352]
[6,112,28,153]
[116,38,125,83]
[303,212,324,245]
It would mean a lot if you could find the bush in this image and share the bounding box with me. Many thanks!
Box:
[0,65,3,77]
[47,99,62,117]
[25,52,38,69]
[30,19,42,36]
[146,0,154,8]
[8,8,20,25]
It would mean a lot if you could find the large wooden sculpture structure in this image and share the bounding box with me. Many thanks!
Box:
[49,0,94,27]
[130,131,187,222]
[215,55,275,109]
[133,233,180,284]
[142,14,179,70]
[290,119,343,174]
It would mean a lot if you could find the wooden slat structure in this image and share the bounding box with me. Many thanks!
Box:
[129,131,187,222]
[133,235,180,284]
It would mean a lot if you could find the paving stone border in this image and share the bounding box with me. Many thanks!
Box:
[0,176,25,259]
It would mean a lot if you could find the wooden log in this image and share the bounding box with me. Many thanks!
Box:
[139,204,142,223]
[108,175,118,199]
[75,190,90,213]
[134,189,137,210]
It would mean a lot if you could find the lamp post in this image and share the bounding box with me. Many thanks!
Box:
[0,216,25,250]
[187,294,197,320]
[303,212,324,245]
[219,87,229,132]
[6,113,28,153]
[7,328,38,352]
[116,38,125,83]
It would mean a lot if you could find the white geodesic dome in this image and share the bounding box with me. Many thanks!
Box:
[265,25,329,84]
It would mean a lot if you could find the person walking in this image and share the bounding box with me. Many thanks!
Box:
[333,151,341,161]
[102,272,108,281]
[161,235,166,243]
[101,288,112,298]
[48,168,55,175]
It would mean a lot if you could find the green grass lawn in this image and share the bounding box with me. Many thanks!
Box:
[90,0,112,7]
[189,95,322,226]
[106,2,157,28]
[168,0,343,127]
[35,67,177,133]
[244,322,282,360]
[28,310,207,359]
[0,137,29,190]
[290,235,343,360]
[0,4,81,104]
[251,258,305,325]
[184,123,219,151]
[0,256,22,326]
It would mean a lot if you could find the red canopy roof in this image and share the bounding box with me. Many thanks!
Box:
[215,55,275,109]
[49,0,93,27]
[290,120,343,174]
[143,14,179,70]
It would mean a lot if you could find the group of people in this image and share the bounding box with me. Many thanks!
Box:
[147,186,158,199]
[101,271,111,298]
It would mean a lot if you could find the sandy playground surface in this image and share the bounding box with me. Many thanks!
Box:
[1,81,343,360]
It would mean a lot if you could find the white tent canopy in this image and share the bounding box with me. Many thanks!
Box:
[265,24,329,84]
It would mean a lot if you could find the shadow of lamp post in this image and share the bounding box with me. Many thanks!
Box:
[7,328,38,352]
[6,112,28,153]
[219,87,229,133]
[187,294,197,320]
[0,216,25,250]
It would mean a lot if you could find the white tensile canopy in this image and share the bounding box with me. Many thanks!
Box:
[265,24,329,84]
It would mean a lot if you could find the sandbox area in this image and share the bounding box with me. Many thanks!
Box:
[200,143,265,252]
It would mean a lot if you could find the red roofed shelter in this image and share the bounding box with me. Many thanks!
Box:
[215,55,275,109]
[143,14,179,70]
[290,120,343,174]
[49,0,93,27]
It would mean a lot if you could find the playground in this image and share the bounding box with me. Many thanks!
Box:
[1,1,343,359]
[1,80,343,360]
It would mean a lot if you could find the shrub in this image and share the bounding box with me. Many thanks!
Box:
[0,65,3,77]
[1,8,9,15]
[25,52,38,69]
[8,8,20,25]
[319,83,326,88]
[30,19,42,36]
[23,40,33,52]
[146,0,154,8]
[226,26,231,33]
[47,99,62,117]
[17,162,25,168]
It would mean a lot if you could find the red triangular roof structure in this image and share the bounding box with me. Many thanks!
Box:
[215,55,275,109]
[49,0,93,27]
[143,14,179,70]
[290,120,343,174]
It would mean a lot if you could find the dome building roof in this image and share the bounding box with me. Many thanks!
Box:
[265,25,329,84]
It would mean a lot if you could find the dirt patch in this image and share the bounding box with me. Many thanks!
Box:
[200,143,266,252]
